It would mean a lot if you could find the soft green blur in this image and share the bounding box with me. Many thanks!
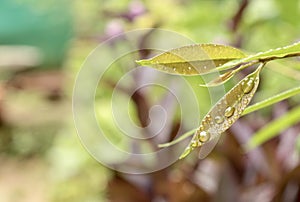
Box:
[0,0,299,201]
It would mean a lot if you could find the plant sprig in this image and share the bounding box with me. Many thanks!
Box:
[136,41,300,158]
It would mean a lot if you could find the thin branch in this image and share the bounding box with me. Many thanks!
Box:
[229,0,249,32]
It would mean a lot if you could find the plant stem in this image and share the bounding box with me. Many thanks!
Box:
[158,128,196,148]
[216,41,300,72]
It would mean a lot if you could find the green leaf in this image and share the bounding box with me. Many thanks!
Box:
[199,70,235,87]
[217,41,300,72]
[246,105,300,150]
[199,60,258,87]
[179,63,264,159]
[136,44,247,75]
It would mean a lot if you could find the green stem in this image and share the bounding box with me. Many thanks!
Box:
[158,128,196,148]
[216,41,300,72]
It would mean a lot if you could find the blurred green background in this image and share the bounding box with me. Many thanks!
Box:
[0,0,300,201]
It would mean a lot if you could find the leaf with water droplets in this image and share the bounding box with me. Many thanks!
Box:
[136,44,247,75]
[179,63,265,159]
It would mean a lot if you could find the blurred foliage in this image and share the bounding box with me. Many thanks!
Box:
[0,0,300,202]
[0,0,73,68]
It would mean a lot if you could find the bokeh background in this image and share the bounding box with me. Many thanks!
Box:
[0,0,300,201]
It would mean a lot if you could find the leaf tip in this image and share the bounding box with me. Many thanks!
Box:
[179,147,192,159]
[199,82,221,88]
[199,83,209,88]
[158,143,169,148]
[135,59,151,66]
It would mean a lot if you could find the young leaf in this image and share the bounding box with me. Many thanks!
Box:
[200,60,258,87]
[179,63,265,159]
[199,70,235,87]
[136,44,246,75]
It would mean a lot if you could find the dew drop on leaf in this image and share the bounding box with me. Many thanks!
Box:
[214,116,224,124]
[242,78,255,94]
[179,63,265,159]
[199,131,210,142]
[224,106,235,118]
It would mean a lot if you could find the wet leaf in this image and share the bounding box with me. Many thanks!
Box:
[199,70,235,87]
[200,60,258,87]
[159,86,300,149]
[179,63,265,159]
[136,44,246,75]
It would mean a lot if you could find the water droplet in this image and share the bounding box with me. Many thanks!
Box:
[191,140,198,148]
[242,78,254,94]
[224,106,235,118]
[214,116,224,124]
[199,131,210,142]
[237,94,242,101]
[206,114,212,121]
